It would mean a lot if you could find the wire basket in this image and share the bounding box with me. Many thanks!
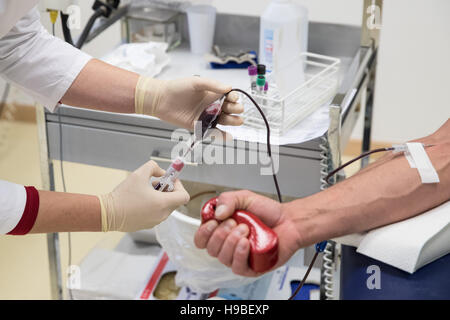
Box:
[242,52,340,135]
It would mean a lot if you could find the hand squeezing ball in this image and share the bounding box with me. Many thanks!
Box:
[200,197,279,273]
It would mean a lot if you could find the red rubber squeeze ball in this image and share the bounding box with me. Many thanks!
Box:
[200,197,279,273]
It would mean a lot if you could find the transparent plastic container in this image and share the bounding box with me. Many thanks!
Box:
[185,5,216,54]
[125,6,182,50]
[259,0,308,74]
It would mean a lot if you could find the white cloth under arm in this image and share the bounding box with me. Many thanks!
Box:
[0,5,92,111]
[0,180,26,234]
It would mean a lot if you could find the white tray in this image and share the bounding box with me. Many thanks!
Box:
[242,52,340,135]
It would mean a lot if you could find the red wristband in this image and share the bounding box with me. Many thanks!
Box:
[7,186,40,235]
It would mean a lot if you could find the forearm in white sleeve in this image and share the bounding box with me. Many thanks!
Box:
[0,180,25,234]
[0,6,92,111]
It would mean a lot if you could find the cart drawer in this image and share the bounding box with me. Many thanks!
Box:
[48,123,321,197]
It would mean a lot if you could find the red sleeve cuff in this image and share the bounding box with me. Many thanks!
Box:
[7,186,40,235]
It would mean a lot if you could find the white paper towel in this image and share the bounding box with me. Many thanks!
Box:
[71,247,161,300]
[217,103,331,145]
[334,200,450,274]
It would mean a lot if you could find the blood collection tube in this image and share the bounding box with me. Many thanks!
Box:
[255,75,266,110]
[257,64,266,76]
[248,65,258,94]
[154,157,185,192]
[256,75,266,94]
[263,81,269,108]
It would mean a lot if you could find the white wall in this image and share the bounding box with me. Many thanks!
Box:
[39,0,122,57]
[371,0,450,142]
[4,0,450,143]
[214,0,363,26]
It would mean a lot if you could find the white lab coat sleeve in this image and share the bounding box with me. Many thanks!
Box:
[0,6,92,112]
[0,180,26,234]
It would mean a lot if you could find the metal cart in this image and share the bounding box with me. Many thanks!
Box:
[36,0,382,300]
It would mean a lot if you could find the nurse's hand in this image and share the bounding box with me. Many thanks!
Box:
[98,160,190,232]
[134,76,243,130]
[194,190,302,277]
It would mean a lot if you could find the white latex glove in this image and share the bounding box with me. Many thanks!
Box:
[134,76,243,130]
[98,160,190,232]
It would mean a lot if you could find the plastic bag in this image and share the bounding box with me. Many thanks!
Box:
[155,210,259,293]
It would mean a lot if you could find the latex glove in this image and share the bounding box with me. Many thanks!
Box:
[98,160,190,232]
[194,190,301,277]
[134,76,243,130]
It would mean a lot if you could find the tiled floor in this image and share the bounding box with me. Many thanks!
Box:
[0,113,369,299]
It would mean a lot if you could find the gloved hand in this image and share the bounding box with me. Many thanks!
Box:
[98,160,190,232]
[134,76,243,130]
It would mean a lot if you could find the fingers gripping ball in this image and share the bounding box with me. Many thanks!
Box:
[201,197,279,273]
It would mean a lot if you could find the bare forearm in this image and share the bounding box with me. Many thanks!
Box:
[357,119,450,176]
[30,190,101,233]
[289,136,450,247]
[61,59,139,113]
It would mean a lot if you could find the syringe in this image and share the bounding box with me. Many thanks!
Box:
[154,95,227,192]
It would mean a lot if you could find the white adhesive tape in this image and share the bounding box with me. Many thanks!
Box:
[404,151,416,168]
[405,143,439,183]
